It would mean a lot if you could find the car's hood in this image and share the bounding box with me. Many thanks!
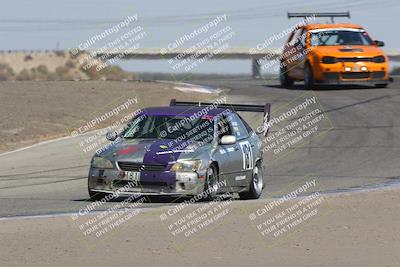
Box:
[97,138,211,165]
[313,45,384,58]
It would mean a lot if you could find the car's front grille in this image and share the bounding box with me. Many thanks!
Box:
[341,72,370,79]
[337,57,372,62]
[113,180,169,188]
[117,161,167,172]
[371,71,386,79]
[324,72,339,80]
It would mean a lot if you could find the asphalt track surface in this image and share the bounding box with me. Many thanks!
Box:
[1,78,399,217]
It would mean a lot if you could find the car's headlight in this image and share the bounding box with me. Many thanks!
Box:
[170,159,202,172]
[322,56,337,64]
[91,156,114,169]
[372,56,385,63]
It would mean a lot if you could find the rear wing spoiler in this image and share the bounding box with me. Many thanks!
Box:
[287,12,350,23]
[170,99,271,136]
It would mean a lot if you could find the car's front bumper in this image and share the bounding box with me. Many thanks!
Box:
[88,168,205,197]
[316,71,390,85]
[314,61,390,85]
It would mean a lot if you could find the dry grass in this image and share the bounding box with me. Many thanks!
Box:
[0,81,217,153]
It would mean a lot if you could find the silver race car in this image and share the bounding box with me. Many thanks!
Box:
[88,99,270,201]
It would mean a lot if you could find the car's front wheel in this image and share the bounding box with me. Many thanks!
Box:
[203,165,219,201]
[304,63,314,90]
[280,65,294,88]
[239,162,263,200]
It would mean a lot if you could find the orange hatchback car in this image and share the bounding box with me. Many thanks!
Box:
[280,12,390,89]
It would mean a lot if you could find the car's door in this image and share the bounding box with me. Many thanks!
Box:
[213,114,243,189]
[228,113,254,187]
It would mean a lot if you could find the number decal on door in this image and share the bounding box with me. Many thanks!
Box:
[239,141,253,170]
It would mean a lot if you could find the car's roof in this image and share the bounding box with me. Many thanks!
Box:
[304,23,364,31]
[142,106,230,117]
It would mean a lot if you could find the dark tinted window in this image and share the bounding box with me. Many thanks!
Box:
[310,30,373,46]
[217,115,232,139]
[289,28,302,46]
[122,114,214,142]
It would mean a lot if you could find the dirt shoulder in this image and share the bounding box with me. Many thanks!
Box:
[0,81,217,153]
[1,187,399,267]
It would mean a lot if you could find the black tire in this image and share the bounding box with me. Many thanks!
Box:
[375,84,388,88]
[239,162,263,200]
[304,63,314,90]
[203,164,219,201]
[280,66,294,88]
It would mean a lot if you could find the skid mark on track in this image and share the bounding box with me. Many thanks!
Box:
[323,92,400,114]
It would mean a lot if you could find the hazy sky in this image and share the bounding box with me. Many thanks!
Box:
[1,0,399,73]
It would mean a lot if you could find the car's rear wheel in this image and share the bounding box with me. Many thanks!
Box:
[203,165,219,201]
[304,63,314,90]
[280,65,294,88]
[239,162,263,200]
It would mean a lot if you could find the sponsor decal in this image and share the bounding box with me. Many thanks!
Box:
[156,149,194,155]
[117,145,140,155]
[239,141,254,170]
[235,175,246,181]
[126,171,140,182]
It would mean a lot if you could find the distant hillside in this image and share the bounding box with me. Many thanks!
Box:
[0,50,135,81]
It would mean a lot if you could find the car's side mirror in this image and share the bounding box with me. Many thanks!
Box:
[374,40,385,47]
[220,135,236,145]
[106,131,118,141]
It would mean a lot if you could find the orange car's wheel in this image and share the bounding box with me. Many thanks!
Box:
[280,66,294,88]
[304,63,315,90]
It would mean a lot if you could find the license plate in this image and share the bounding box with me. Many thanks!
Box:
[126,171,140,182]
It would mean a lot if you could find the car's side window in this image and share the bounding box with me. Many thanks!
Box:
[289,28,302,46]
[229,114,249,140]
[286,30,296,46]
[217,115,232,140]
[300,29,307,48]
[237,114,253,134]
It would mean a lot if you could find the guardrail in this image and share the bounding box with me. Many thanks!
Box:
[89,48,400,78]
[2,49,400,78]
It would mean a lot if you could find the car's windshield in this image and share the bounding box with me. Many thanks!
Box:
[310,29,373,46]
[122,113,214,143]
